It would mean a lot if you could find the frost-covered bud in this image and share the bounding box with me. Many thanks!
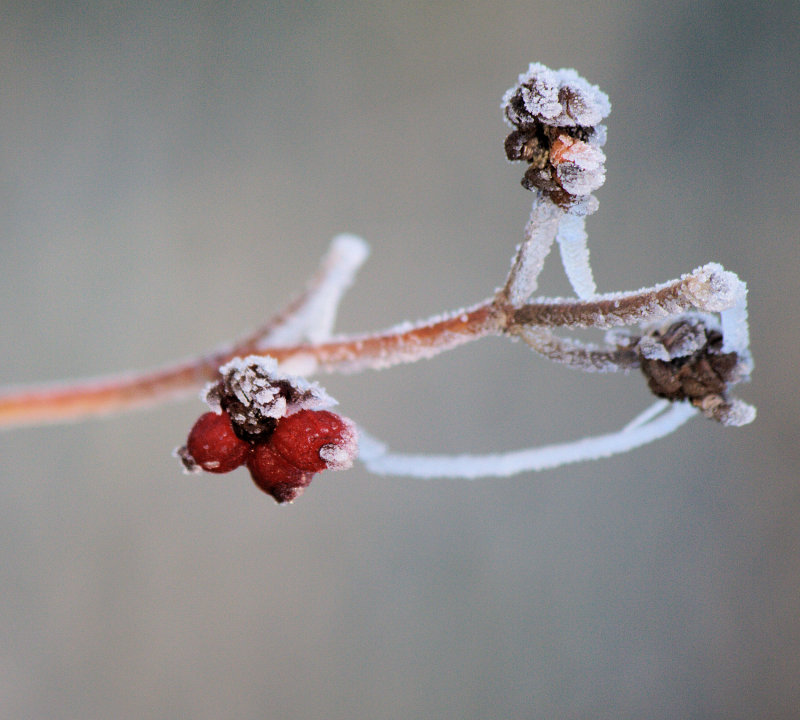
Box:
[502,63,610,210]
[637,317,754,425]
[204,355,335,443]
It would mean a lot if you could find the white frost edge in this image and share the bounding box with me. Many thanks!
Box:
[358,400,697,479]
[208,354,337,413]
[719,276,751,362]
[506,195,563,306]
[263,233,370,346]
[556,213,597,298]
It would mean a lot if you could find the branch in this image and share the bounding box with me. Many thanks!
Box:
[510,263,745,329]
[358,401,697,478]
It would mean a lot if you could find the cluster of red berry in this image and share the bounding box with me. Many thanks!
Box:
[183,408,357,503]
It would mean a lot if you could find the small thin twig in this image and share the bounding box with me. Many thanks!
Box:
[0,235,371,428]
[556,213,596,298]
[499,194,563,305]
[510,263,743,329]
[514,326,639,372]
[358,401,698,478]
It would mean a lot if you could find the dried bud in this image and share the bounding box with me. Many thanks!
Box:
[637,317,754,425]
[204,355,334,443]
[502,63,610,210]
[502,63,611,129]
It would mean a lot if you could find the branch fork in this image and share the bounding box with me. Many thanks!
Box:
[0,63,755,487]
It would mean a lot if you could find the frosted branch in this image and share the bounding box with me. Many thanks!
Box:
[556,213,597,298]
[511,263,745,330]
[0,58,755,491]
[358,401,697,479]
[515,326,638,372]
[257,233,369,346]
[500,193,563,306]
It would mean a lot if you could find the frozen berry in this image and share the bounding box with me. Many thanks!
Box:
[185,411,252,473]
[269,409,357,472]
[247,444,314,504]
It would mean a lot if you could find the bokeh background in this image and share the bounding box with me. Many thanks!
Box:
[1,2,798,718]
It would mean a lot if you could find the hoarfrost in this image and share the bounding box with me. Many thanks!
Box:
[261,234,369,347]
[555,149,606,196]
[319,416,359,471]
[589,124,607,148]
[502,63,611,128]
[516,326,634,373]
[520,70,561,120]
[719,278,751,364]
[717,398,757,427]
[638,315,712,360]
[563,194,599,216]
[504,193,563,305]
[682,263,744,313]
[208,355,335,416]
[636,336,671,361]
[304,234,370,343]
[556,213,596,298]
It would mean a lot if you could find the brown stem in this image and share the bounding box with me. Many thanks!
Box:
[511,268,721,329]
[0,265,730,429]
[515,327,639,372]
[0,302,503,428]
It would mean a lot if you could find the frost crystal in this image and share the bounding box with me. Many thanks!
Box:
[205,355,335,441]
[554,141,606,195]
[318,416,359,471]
[502,63,611,128]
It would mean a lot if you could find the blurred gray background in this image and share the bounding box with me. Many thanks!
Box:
[1,1,798,718]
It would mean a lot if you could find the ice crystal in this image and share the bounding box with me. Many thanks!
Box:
[205,355,335,441]
[502,63,611,129]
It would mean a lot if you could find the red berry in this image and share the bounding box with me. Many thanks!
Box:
[269,409,357,472]
[186,411,252,473]
[247,444,314,504]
